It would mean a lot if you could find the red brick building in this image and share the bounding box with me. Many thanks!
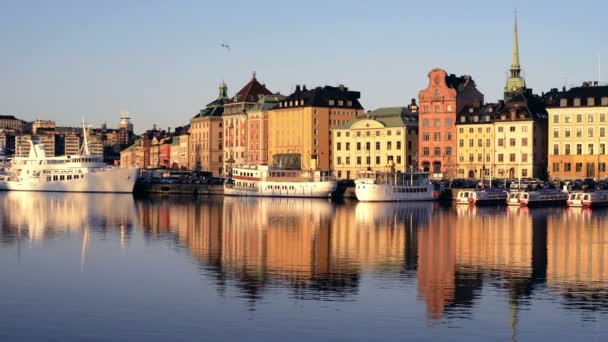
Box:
[418,69,484,179]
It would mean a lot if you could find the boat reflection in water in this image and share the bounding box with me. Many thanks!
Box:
[1,193,608,334]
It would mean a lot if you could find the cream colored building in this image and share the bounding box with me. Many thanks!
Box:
[15,134,55,157]
[332,107,418,180]
[456,105,496,179]
[268,85,364,171]
[547,84,608,180]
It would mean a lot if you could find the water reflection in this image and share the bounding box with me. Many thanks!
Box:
[1,193,608,323]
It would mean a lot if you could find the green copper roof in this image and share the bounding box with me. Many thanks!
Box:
[338,107,418,129]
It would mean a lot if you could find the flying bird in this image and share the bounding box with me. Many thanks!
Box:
[219,43,231,52]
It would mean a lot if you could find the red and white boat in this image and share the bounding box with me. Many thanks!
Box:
[457,189,508,206]
[516,189,568,207]
[568,190,608,208]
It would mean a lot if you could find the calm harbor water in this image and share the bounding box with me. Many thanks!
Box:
[1,193,607,341]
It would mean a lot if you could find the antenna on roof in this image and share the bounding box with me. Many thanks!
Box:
[598,53,601,84]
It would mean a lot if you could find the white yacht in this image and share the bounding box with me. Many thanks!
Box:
[354,171,437,202]
[0,126,138,193]
[224,165,337,198]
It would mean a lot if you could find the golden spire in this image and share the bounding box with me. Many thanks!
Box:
[511,9,520,71]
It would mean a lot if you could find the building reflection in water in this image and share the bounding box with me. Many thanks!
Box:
[2,192,608,322]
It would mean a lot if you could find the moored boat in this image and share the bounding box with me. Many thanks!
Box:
[518,189,568,207]
[567,192,584,207]
[354,171,437,202]
[568,190,608,208]
[462,188,508,206]
[224,165,337,198]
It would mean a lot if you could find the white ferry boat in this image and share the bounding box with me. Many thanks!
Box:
[457,189,508,206]
[0,131,138,193]
[511,189,568,207]
[354,171,437,202]
[568,190,608,208]
[224,165,337,198]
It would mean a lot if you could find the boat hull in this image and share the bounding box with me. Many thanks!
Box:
[224,180,336,198]
[0,168,139,193]
[355,184,435,202]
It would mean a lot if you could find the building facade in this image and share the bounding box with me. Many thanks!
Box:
[15,134,55,157]
[170,134,189,169]
[547,84,608,180]
[332,105,419,180]
[189,81,227,176]
[0,115,26,132]
[455,104,498,180]
[246,95,284,165]
[32,120,56,135]
[418,69,484,180]
[222,73,273,173]
[268,85,364,171]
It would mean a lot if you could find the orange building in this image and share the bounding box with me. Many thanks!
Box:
[246,95,284,165]
[268,85,364,170]
[418,69,484,179]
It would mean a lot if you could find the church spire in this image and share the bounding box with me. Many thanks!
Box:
[511,10,521,77]
[504,9,526,101]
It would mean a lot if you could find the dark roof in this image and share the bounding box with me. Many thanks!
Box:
[278,85,364,110]
[547,84,608,108]
[494,91,548,121]
[231,75,273,103]
[0,115,19,120]
[445,74,476,92]
[456,103,503,125]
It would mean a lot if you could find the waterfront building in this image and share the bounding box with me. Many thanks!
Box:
[246,94,284,166]
[493,14,548,180]
[15,134,55,157]
[268,84,364,171]
[332,103,419,180]
[118,112,135,147]
[64,135,80,156]
[32,120,56,135]
[547,84,608,180]
[222,73,273,174]
[455,103,500,179]
[120,139,139,168]
[89,134,104,156]
[0,115,26,133]
[418,69,484,180]
[189,81,228,176]
[170,134,189,169]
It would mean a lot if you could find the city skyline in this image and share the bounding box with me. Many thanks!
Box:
[1,0,607,131]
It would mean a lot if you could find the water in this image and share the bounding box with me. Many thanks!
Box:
[1,192,607,341]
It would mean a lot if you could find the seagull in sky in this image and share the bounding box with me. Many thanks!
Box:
[219,43,231,52]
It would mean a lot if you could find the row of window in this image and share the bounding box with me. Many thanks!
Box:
[336,141,408,151]
[422,118,453,128]
[457,168,529,177]
[422,147,453,156]
[422,104,454,113]
[553,113,607,123]
[552,143,607,155]
[458,153,529,163]
[336,156,402,165]
[335,129,407,138]
[552,127,606,138]
[46,174,84,182]
[423,132,452,141]
[552,162,607,173]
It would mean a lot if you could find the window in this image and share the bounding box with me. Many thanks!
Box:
[600,163,607,173]
[337,157,342,165]
[576,163,583,172]
[498,154,504,162]
[396,156,401,164]
[434,147,441,156]
[553,144,559,155]
[447,104,452,112]
[434,132,441,141]
[445,119,452,127]
[423,119,429,128]
[435,105,441,113]
[423,147,430,156]
[522,169,528,177]
[376,156,381,165]
[337,142,341,151]
[576,144,582,155]
[601,113,606,122]
[356,157,361,165]
[478,139,483,147]
[396,141,402,150]
[498,138,504,147]
[446,132,452,141]
[588,114,594,123]
[553,128,559,138]
[469,154,474,162]
[565,128,571,138]
[469,127,474,133]
[553,163,559,172]
[336,132,341,137]
[423,132,430,141]
[522,138,528,147]
[553,115,559,123]
[376,142,380,150]
[601,127,606,138]
[357,142,361,151]
[601,143,606,154]
[588,127,594,137]
[509,154,516,162]
[434,119,440,128]
[564,163,571,172]
[387,142,392,150]
[459,128,464,134]
[346,157,350,165]
[366,156,371,165]
[522,153,528,162]
[565,115,571,123]
[576,127,582,138]
[469,139,474,147]
[446,147,452,156]
[498,127,504,133]
[589,144,594,154]
[366,142,371,150]
[565,144,571,155]
[459,139,464,147]
[510,126,516,132]
[346,142,350,150]
[509,138,516,147]
[477,154,482,162]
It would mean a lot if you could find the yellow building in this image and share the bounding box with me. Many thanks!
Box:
[332,106,418,180]
[268,85,364,170]
[547,84,608,180]
[456,104,496,179]
[189,82,227,176]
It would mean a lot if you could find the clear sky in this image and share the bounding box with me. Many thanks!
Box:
[1,0,606,133]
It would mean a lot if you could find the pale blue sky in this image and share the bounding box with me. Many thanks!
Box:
[1,0,606,132]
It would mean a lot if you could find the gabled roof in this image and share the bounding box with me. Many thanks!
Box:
[231,74,273,103]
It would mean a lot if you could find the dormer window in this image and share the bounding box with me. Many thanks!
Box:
[501,115,506,120]
[588,97,595,106]
[460,116,465,123]
[574,98,581,107]
[602,97,608,106]
[468,108,474,113]
[473,116,479,122]
[329,100,335,106]
[347,101,352,107]
[560,98,568,107]
[338,100,344,106]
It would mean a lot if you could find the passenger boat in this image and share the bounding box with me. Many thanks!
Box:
[224,165,337,198]
[354,171,437,202]
[568,190,608,208]
[507,192,522,206]
[516,189,568,207]
[457,189,508,206]
[0,126,138,193]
